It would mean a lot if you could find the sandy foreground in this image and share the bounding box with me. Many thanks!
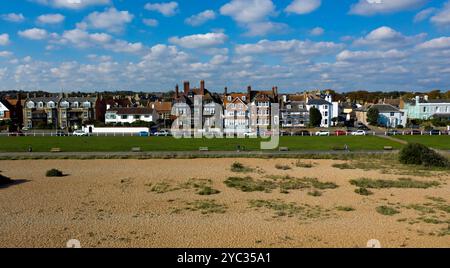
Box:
[0,158,449,248]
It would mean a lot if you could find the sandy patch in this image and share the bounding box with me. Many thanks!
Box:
[0,158,449,248]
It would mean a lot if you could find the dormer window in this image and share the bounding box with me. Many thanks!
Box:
[47,102,55,108]
[227,96,232,101]
[72,102,79,108]
[61,101,69,108]
[83,102,91,108]
[242,96,246,101]
[38,102,44,108]
[27,101,35,109]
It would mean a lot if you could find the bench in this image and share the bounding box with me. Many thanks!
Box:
[384,146,393,151]
[279,147,289,152]
[131,147,142,152]
[199,147,209,152]
[50,148,62,153]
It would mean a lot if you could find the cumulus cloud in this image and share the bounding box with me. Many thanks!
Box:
[144,2,179,17]
[185,10,216,26]
[169,32,228,49]
[414,8,437,23]
[1,13,25,23]
[349,0,427,16]
[285,0,321,15]
[220,0,276,23]
[431,1,450,26]
[336,49,407,62]
[37,14,65,24]
[0,51,12,57]
[220,0,285,36]
[417,36,450,50]
[18,28,48,40]
[353,26,426,48]
[245,21,288,36]
[0,34,10,45]
[143,18,158,27]
[235,39,342,57]
[310,27,324,36]
[33,0,110,10]
[83,8,134,33]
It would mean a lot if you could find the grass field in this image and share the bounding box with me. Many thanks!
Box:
[396,135,450,149]
[0,136,405,152]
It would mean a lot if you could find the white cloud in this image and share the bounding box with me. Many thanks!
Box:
[414,8,436,23]
[33,0,110,10]
[236,39,342,58]
[310,27,324,36]
[84,8,134,33]
[245,22,288,36]
[143,18,158,27]
[185,10,216,26]
[336,49,407,62]
[105,40,143,53]
[431,1,450,26]
[169,32,228,49]
[1,13,25,23]
[37,13,65,24]
[0,51,13,57]
[285,0,321,15]
[349,0,427,16]
[220,0,283,36]
[353,26,425,48]
[144,2,179,17]
[0,34,10,45]
[417,37,450,49]
[220,0,276,23]
[18,28,48,40]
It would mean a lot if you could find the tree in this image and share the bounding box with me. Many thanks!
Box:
[309,107,322,127]
[367,107,379,126]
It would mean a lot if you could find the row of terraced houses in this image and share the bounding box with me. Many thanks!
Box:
[1,80,450,132]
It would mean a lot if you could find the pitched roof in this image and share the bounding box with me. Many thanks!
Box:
[150,101,172,112]
[107,107,155,115]
[371,104,400,113]
[307,99,331,105]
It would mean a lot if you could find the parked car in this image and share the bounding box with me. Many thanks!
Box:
[352,130,366,136]
[315,130,330,136]
[405,129,421,135]
[153,130,171,137]
[334,130,347,136]
[294,130,310,136]
[429,129,441,135]
[73,130,87,136]
[386,130,400,136]
[139,131,149,137]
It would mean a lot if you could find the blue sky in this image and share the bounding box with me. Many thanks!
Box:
[0,0,449,92]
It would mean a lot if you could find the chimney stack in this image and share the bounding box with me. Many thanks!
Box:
[247,86,252,97]
[183,81,190,95]
[200,80,205,95]
[175,84,179,98]
[224,87,228,96]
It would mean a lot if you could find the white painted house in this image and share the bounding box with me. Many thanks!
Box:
[105,107,157,125]
[306,94,337,128]
[0,101,10,121]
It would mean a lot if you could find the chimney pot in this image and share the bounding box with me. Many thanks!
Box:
[200,80,205,95]
[183,81,190,95]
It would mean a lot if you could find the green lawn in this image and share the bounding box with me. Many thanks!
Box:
[0,136,403,152]
[395,135,450,149]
